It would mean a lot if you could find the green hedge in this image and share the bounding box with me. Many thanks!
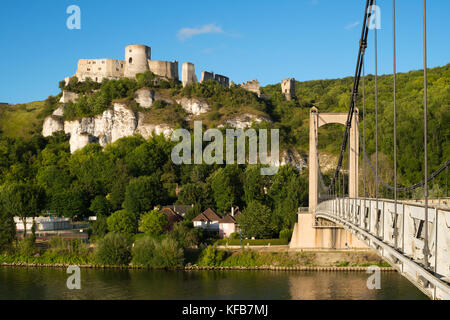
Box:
[214,238,288,246]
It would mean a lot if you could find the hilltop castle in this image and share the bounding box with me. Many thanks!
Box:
[65,44,296,97]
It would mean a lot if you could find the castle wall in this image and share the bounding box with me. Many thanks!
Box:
[201,71,214,82]
[148,60,179,80]
[124,44,151,79]
[75,59,125,82]
[201,71,229,87]
[182,62,197,87]
[239,79,261,97]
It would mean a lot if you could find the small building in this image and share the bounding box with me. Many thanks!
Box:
[160,207,184,231]
[192,208,222,231]
[218,206,241,238]
[14,216,71,232]
[162,204,193,218]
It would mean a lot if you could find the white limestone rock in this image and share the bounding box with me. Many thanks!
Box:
[280,149,308,172]
[135,88,154,108]
[221,113,271,129]
[42,116,64,137]
[176,97,210,115]
[59,91,78,103]
[136,113,173,139]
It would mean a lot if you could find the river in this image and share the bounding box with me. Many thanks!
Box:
[0,267,427,300]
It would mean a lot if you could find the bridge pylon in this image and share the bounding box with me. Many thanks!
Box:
[309,106,359,212]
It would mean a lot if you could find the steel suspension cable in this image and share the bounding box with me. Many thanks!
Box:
[329,0,374,192]
[423,0,430,269]
[393,0,398,246]
[374,0,379,221]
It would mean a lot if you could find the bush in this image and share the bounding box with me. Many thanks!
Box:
[107,210,137,235]
[47,236,89,256]
[132,235,184,268]
[152,100,167,109]
[229,232,239,240]
[168,222,198,248]
[279,229,293,240]
[16,237,36,257]
[197,245,228,266]
[89,216,108,237]
[95,232,131,265]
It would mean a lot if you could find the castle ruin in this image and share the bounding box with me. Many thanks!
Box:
[182,62,198,87]
[71,44,179,83]
[281,78,296,100]
[238,79,261,97]
[201,71,230,87]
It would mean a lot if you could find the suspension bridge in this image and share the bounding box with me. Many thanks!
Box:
[290,0,450,300]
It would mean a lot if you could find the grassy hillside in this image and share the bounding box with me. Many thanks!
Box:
[0,100,48,138]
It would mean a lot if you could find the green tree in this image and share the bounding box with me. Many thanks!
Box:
[237,201,275,239]
[89,195,111,217]
[0,209,15,252]
[123,174,166,214]
[0,183,45,237]
[106,209,137,235]
[138,209,168,236]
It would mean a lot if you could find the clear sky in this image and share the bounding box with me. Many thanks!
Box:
[0,0,449,104]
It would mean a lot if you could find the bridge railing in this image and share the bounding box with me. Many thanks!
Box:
[316,197,450,282]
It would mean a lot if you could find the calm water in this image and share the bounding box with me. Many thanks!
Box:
[0,267,428,300]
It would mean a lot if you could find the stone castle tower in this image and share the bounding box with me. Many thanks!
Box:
[281,78,296,100]
[124,44,151,78]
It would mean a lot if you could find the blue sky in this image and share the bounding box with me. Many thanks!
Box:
[0,0,449,104]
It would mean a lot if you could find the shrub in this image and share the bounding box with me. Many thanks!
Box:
[152,100,167,109]
[279,229,293,240]
[47,236,89,257]
[197,245,228,266]
[132,236,157,267]
[132,235,184,268]
[229,232,239,240]
[168,222,198,248]
[89,216,108,237]
[107,210,137,235]
[153,237,184,268]
[16,237,36,257]
[95,232,131,265]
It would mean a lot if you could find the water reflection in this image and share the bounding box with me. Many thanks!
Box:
[0,267,427,300]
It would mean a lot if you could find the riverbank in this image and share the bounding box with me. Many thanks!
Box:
[0,261,395,271]
[0,249,393,270]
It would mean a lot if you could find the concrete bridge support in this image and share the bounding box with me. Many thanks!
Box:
[309,107,359,212]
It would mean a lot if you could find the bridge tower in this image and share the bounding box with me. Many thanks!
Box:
[309,106,359,212]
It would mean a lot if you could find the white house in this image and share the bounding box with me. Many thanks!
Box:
[192,208,222,231]
[218,206,241,238]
